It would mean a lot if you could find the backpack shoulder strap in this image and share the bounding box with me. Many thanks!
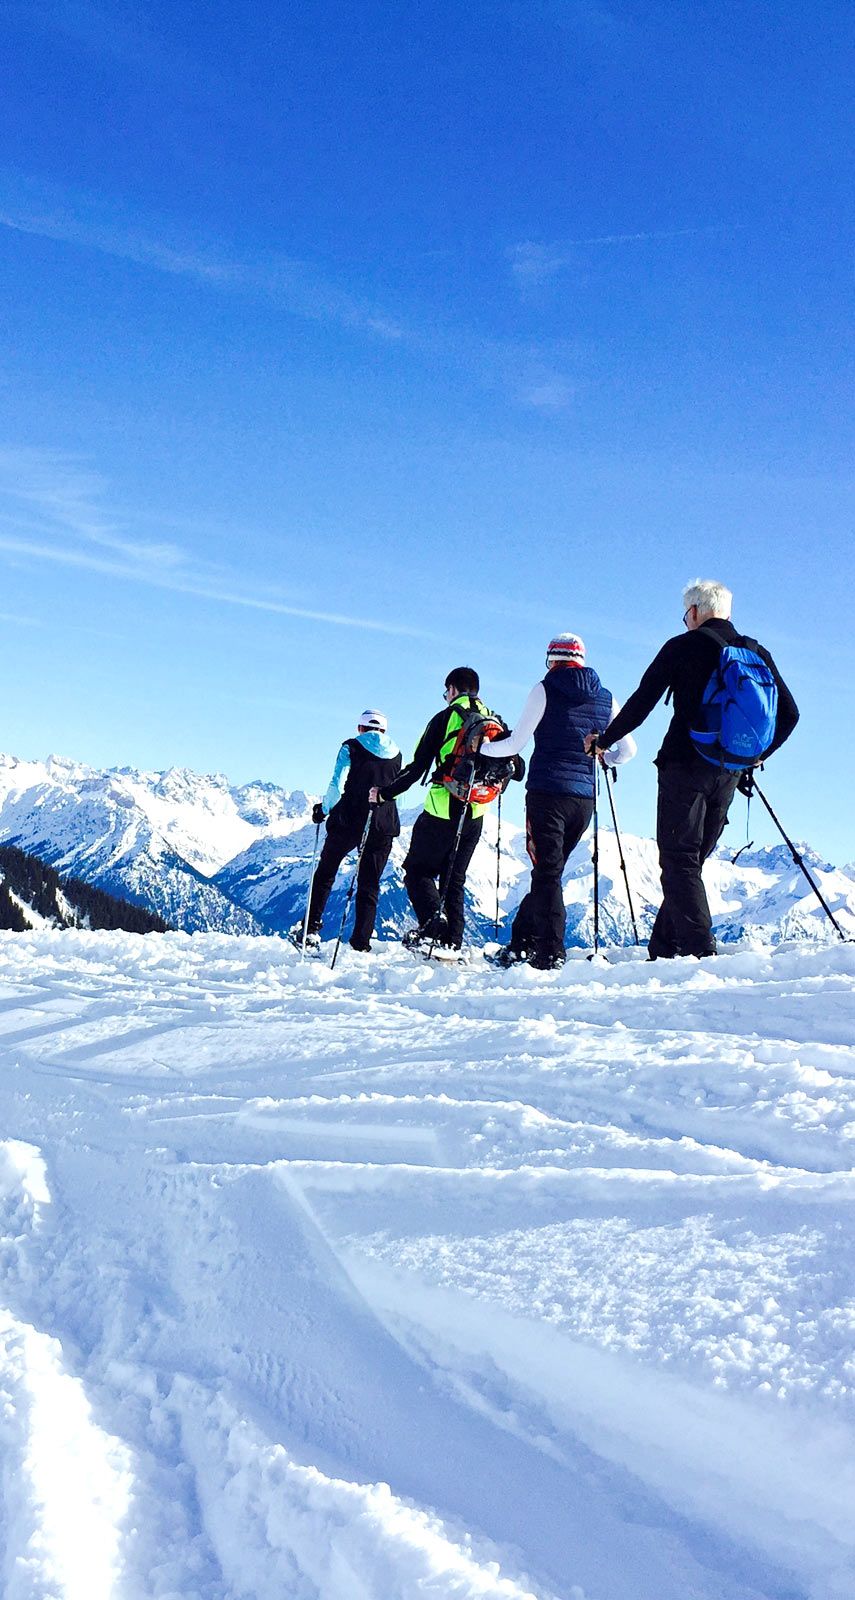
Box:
[429,703,467,784]
[696,622,764,655]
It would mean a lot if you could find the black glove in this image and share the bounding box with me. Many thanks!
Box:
[512,754,526,782]
[311,802,326,825]
[737,770,755,797]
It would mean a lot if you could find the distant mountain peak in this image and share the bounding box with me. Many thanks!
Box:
[0,752,851,948]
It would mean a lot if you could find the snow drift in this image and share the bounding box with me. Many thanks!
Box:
[0,929,853,1597]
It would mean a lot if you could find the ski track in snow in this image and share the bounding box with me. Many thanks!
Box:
[0,931,853,1599]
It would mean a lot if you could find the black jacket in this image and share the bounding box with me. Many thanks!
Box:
[377,708,454,802]
[600,619,800,766]
[329,738,401,836]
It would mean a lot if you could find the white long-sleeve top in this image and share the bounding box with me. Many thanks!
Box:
[483,683,637,766]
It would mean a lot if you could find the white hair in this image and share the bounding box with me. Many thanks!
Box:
[682,578,732,619]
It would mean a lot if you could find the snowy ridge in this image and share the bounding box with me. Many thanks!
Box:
[0,755,281,934]
[0,931,853,1598]
[0,842,167,934]
[1,752,853,945]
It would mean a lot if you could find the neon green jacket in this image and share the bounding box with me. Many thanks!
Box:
[378,694,492,820]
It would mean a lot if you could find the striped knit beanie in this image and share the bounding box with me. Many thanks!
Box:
[546,633,586,668]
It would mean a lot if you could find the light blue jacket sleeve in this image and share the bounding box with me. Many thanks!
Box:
[323,743,351,814]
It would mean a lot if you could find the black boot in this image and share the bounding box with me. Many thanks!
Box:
[528,948,565,971]
[489,945,527,969]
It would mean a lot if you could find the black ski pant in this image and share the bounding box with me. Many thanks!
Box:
[649,760,739,959]
[509,790,594,959]
[308,820,393,949]
[403,808,483,946]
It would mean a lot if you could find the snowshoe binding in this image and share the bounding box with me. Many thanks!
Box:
[483,945,527,969]
[403,923,468,964]
[287,923,321,956]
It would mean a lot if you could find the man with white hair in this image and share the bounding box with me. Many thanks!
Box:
[297,710,401,953]
[482,633,636,969]
[585,581,799,960]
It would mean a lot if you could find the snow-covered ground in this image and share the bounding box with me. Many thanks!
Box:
[0,928,853,1599]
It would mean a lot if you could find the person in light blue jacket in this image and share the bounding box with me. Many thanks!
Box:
[300,711,401,952]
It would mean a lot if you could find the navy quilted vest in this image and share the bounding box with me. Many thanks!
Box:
[527,669,613,796]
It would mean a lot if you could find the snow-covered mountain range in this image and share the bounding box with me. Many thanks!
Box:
[0,841,167,934]
[0,755,309,935]
[0,753,853,946]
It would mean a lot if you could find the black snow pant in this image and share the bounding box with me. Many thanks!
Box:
[648,760,739,959]
[308,820,393,949]
[403,807,483,946]
[509,791,594,960]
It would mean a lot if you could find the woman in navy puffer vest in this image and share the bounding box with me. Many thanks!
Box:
[481,634,635,968]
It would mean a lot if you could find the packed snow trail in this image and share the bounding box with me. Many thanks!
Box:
[0,931,853,1598]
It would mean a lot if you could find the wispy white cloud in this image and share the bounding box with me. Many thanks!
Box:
[467,336,578,413]
[0,176,408,343]
[509,227,725,287]
[519,375,576,412]
[0,447,184,566]
[0,609,38,627]
[0,447,437,639]
[0,531,435,633]
[0,175,580,405]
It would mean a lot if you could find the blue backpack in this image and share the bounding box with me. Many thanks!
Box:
[690,628,778,771]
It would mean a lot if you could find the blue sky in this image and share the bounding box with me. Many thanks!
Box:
[0,0,852,859]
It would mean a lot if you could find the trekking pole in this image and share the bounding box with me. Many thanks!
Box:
[494,791,502,938]
[604,768,640,945]
[750,776,849,942]
[300,821,322,959]
[330,808,374,970]
[427,765,477,960]
[590,756,600,957]
[731,776,754,865]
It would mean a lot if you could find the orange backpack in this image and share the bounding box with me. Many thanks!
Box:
[439,708,516,806]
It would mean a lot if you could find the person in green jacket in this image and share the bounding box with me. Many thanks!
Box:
[371,667,516,948]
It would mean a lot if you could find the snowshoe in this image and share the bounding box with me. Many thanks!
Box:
[287,923,321,955]
[402,916,450,951]
[419,943,470,965]
[424,942,469,964]
[528,950,566,972]
[483,945,527,969]
[402,926,468,964]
